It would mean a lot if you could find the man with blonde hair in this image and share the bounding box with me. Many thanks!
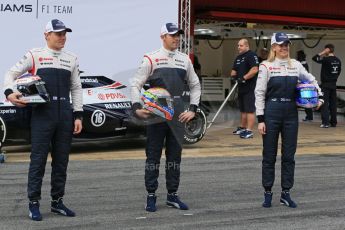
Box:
[4,19,82,221]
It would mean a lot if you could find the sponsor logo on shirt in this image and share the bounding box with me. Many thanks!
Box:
[269,67,281,70]
[41,62,53,65]
[39,57,53,62]
[155,58,168,62]
[60,59,71,63]
[175,63,185,68]
[61,64,71,68]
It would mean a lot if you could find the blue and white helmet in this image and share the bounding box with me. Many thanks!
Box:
[295,81,318,108]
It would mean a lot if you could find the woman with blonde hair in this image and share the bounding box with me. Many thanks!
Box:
[255,32,324,208]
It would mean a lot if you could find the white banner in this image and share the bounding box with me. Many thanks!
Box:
[0,0,178,100]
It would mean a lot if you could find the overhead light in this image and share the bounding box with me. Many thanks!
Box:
[286,33,302,39]
[253,33,305,40]
[253,36,271,40]
[194,28,216,35]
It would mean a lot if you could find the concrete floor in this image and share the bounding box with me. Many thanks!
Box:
[1,109,345,229]
[3,109,344,162]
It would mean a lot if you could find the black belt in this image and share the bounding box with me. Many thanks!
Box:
[268,98,292,102]
[51,96,69,101]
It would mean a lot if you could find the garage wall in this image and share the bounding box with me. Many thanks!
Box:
[195,40,224,77]
[196,38,345,86]
[195,39,239,78]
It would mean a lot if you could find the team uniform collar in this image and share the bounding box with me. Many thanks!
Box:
[161,47,176,58]
[275,57,289,64]
[45,46,62,56]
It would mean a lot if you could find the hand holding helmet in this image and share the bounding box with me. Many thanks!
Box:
[315,98,324,110]
[13,74,50,105]
[178,110,195,123]
[135,108,152,119]
[140,87,174,121]
[6,91,27,107]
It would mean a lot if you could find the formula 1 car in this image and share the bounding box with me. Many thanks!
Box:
[0,75,207,162]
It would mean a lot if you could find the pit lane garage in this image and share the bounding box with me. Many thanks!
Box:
[179,0,345,113]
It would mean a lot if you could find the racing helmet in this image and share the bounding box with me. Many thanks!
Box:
[295,81,318,108]
[14,74,50,104]
[141,87,174,120]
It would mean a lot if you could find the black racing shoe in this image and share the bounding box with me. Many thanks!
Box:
[29,200,42,221]
[166,192,189,210]
[240,130,254,139]
[145,193,157,212]
[280,191,297,208]
[51,198,76,217]
[262,191,273,208]
[302,118,313,122]
[320,124,329,128]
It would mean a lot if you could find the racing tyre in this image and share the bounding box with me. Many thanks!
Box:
[183,108,207,144]
[0,116,6,146]
[0,153,5,164]
[0,117,6,163]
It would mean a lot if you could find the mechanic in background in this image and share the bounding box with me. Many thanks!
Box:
[130,22,201,212]
[3,19,82,221]
[312,44,342,128]
[230,38,259,139]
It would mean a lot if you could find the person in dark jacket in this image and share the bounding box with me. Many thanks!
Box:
[312,44,342,128]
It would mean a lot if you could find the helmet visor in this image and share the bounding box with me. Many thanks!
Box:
[300,89,318,99]
[35,81,48,95]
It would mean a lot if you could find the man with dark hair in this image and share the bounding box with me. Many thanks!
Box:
[312,44,342,128]
[131,22,201,212]
[325,44,335,53]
